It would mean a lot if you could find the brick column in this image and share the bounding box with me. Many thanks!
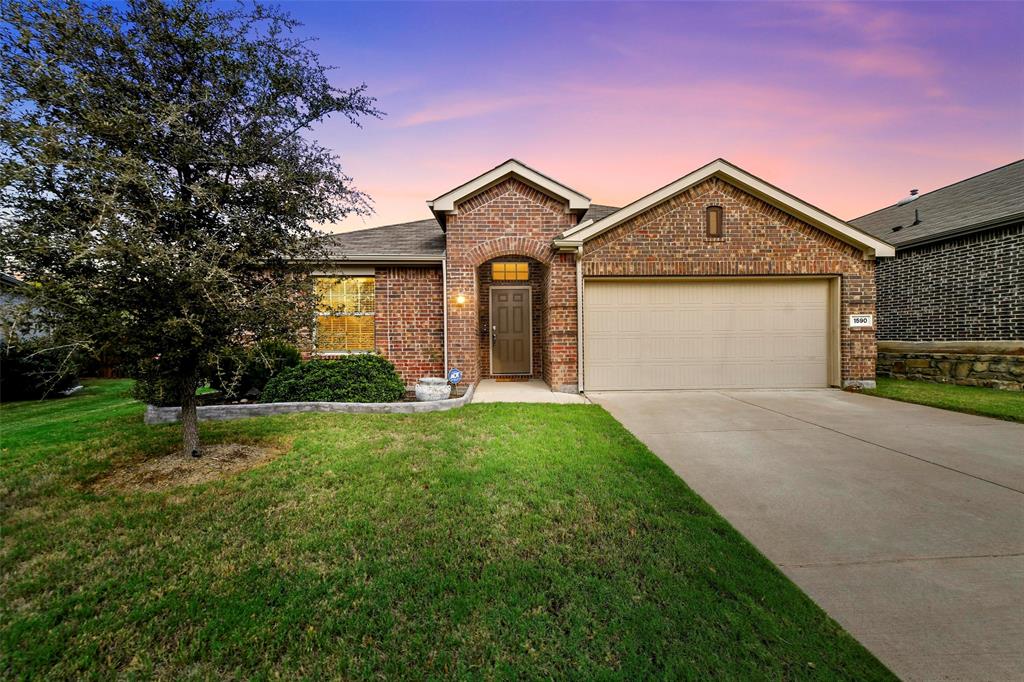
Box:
[840,269,878,386]
[445,262,481,384]
[544,252,579,392]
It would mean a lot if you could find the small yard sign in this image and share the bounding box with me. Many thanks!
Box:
[849,314,873,328]
[447,368,463,384]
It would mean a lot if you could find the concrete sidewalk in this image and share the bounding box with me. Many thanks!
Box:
[473,379,588,404]
[588,389,1024,681]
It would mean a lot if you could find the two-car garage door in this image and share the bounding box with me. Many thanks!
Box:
[584,279,831,390]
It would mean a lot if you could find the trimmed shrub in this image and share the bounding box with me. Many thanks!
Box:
[261,355,405,403]
[0,340,81,401]
[208,340,301,398]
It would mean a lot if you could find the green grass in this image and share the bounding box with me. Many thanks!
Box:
[864,377,1024,422]
[1,380,892,680]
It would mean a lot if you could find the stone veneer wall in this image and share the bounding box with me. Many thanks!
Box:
[581,177,878,384]
[875,223,1024,342]
[444,178,579,391]
[877,341,1023,391]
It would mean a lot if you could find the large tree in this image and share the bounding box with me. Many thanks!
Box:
[0,0,379,455]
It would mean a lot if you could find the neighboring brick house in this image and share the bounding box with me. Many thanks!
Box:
[851,160,1024,390]
[320,159,893,392]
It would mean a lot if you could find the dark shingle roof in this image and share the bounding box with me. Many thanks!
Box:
[321,201,625,260]
[323,218,445,259]
[850,160,1024,248]
[581,204,621,223]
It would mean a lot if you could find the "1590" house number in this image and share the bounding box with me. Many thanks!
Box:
[849,314,873,328]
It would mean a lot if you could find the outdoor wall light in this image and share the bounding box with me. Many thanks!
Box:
[454,294,467,306]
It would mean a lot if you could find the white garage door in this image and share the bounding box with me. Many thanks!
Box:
[585,279,830,390]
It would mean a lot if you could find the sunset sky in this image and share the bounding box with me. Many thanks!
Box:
[286,1,1024,232]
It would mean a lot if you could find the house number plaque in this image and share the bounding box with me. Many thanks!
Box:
[848,314,873,328]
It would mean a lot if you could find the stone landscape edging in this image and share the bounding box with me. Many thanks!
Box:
[144,383,476,425]
[877,340,1024,391]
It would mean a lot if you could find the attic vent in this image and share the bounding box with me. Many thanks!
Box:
[706,206,723,237]
[896,189,920,206]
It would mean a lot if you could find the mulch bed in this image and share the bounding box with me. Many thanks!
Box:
[90,443,283,493]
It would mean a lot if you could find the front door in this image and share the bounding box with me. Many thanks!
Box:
[490,286,532,375]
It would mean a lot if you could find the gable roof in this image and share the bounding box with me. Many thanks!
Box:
[428,159,590,229]
[555,159,895,259]
[850,159,1024,248]
[322,218,445,262]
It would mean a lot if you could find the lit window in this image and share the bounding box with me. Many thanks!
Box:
[314,276,375,352]
[706,206,723,237]
[492,262,529,281]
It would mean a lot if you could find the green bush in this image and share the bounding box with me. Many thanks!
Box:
[261,355,405,403]
[208,340,301,398]
[0,340,81,401]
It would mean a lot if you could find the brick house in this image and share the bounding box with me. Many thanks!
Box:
[319,159,894,392]
[850,159,1024,390]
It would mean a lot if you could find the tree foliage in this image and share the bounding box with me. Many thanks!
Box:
[0,0,379,453]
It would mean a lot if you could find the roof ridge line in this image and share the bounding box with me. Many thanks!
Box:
[324,217,439,237]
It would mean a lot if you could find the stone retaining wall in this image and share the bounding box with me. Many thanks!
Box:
[145,384,475,425]
[877,341,1023,391]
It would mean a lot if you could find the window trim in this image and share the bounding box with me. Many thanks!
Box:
[313,275,376,354]
[492,261,530,281]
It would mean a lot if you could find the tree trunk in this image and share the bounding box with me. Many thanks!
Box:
[180,378,201,458]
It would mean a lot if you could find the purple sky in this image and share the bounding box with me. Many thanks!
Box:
[285,1,1024,232]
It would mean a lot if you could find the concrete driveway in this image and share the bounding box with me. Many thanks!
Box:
[588,389,1024,681]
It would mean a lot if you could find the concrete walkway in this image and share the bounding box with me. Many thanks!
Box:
[473,379,588,404]
[588,389,1024,681]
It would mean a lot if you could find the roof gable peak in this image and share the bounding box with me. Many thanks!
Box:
[556,158,894,259]
[428,159,590,229]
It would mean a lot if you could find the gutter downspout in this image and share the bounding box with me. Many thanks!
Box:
[576,245,584,394]
[442,255,449,376]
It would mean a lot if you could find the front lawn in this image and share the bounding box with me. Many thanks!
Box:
[1,380,891,679]
[864,377,1024,422]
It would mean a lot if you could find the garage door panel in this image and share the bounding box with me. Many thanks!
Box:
[649,336,682,361]
[618,336,645,361]
[585,279,829,390]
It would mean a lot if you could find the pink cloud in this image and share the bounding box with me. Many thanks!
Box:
[397,93,547,127]
[797,2,910,42]
[812,45,937,79]
[566,81,910,130]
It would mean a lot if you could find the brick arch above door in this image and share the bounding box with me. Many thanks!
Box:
[464,236,554,269]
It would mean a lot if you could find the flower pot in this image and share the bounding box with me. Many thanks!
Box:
[415,377,451,402]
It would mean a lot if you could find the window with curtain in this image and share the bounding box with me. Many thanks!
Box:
[314,276,375,352]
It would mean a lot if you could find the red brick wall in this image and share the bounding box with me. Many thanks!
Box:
[374,267,445,386]
[582,177,876,382]
[543,252,578,390]
[444,178,579,388]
